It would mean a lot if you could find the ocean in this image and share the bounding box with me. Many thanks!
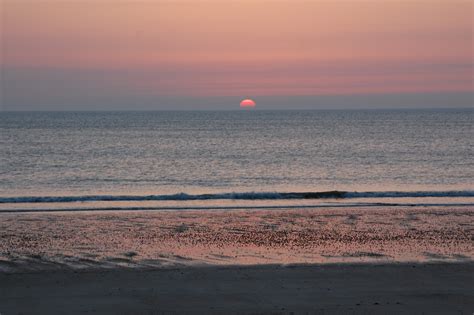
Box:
[1,109,473,212]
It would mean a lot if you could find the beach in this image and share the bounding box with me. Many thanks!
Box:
[1,262,473,314]
[1,110,473,313]
[1,206,472,270]
[0,206,473,313]
[2,0,473,312]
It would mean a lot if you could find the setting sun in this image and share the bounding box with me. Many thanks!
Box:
[240,99,256,108]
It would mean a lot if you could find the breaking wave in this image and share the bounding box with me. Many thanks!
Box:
[1,190,473,204]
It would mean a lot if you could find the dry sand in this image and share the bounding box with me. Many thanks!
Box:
[0,263,473,314]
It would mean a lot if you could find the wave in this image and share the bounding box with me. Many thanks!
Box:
[1,190,473,204]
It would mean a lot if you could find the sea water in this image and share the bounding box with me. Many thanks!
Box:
[1,109,473,211]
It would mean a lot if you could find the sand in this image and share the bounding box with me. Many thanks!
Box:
[0,263,473,314]
[1,206,473,313]
[0,206,473,271]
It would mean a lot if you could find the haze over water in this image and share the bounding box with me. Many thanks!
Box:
[1,109,473,211]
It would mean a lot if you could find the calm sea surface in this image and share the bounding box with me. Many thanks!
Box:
[1,109,473,211]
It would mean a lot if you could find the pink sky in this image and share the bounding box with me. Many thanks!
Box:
[1,1,473,109]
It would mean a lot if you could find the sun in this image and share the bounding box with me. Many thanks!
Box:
[240,99,256,109]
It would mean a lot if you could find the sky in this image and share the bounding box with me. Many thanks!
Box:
[1,0,473,110]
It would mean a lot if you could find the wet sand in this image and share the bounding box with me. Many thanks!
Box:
[1,263,473,314]
[0,206,472,271]
[0,206,473,313]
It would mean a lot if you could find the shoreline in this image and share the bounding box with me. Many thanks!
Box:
[2,202,474,213]
[1,262,473,314]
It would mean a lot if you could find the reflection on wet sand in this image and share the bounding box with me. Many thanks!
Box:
[0,206,472,272]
